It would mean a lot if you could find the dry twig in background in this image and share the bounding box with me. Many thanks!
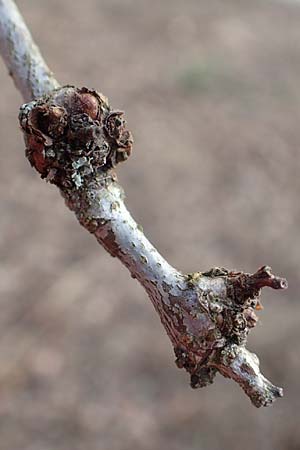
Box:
[0,0,287,407]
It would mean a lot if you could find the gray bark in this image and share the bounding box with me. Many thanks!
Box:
[0,0,287,407]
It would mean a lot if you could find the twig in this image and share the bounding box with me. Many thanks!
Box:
[0,0,59,100]
[0,0,287,407]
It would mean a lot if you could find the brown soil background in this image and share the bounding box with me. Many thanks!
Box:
[0,1,299,449]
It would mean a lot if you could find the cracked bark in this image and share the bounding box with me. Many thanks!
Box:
[0,0,287,407]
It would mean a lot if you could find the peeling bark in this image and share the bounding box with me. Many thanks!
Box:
[0,0,288,407]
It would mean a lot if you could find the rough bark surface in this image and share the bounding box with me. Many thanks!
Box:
[18,86,287,407]
[0,0,288,407]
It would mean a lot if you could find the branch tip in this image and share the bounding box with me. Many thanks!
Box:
[226,266,287,308]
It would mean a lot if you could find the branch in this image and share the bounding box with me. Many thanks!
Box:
[0,0,59,100]
[0,0,287,407]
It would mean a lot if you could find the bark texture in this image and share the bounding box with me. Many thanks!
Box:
[18,87,287,407]
[0,0,59,100]
[0,0,287,407]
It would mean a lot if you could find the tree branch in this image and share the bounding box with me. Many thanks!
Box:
[0,0,59,100]
[0,0,287,407]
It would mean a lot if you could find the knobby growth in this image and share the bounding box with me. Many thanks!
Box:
[0,0,287,407]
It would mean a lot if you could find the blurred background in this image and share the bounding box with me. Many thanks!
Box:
[0,0,299,449]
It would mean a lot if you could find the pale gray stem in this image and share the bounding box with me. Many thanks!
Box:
[218,345,283,407]
[86,182,179,286]
[0,0,59,101]
[0,1,287,407]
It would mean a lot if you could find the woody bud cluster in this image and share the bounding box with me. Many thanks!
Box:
[19,86,133,189]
